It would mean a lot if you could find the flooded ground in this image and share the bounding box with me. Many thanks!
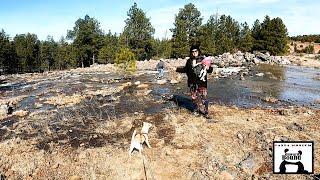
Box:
[137,63,320,111]
[0,64,319,117]
[206,64,320,108]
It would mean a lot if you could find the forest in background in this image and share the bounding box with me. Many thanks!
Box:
[0,3,292,74]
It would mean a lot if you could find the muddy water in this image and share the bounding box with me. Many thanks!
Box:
[206,64,320,108]
[136,64,320,110]
[1,64,319,115]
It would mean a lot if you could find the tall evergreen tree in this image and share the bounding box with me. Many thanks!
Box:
[56,37,69,70]
[41,36,58,71]
[123,2,155,60]
[252,16,288,55]
[171,3,202,58]
[13,33,41,73]
[270,17,289,55]
[215,15,240,54]
[159,39,172,59]
[151,38,172,59]
[98,31,119,64]
[238,22,253,52]
[252,19,263,51]
[67,15,103,67]
[199,14,218,56]
[0,29,13,74]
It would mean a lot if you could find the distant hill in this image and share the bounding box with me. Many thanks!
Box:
[290,34,320,43]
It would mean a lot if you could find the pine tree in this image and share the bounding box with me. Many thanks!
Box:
[151,38,172,59]
[238,22,253,52]
[13,33,41,73]
[98,31,119,64]
[271,17,289,55]
[41,36,58,71]
[215,15,240,54]
[123,2,155,60]
[171,3,202,58]
[0,29,12,74]
[252,19,263,51]
[199,14,218,56]
[67,15,103,67]
[252,16,288,55]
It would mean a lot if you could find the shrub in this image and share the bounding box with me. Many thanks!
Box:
[115,48,137,73]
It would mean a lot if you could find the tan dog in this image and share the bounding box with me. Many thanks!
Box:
[129,122,152,157]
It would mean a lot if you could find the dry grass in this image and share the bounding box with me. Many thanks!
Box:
[0,104,318,179]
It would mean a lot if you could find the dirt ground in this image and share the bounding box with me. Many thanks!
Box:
[0,105,319,179]
[287,55,320,68]
[0,55,319,179]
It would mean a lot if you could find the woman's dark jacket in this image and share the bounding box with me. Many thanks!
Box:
[176,56,213,88]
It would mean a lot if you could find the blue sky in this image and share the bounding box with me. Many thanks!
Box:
[0,0,319,41]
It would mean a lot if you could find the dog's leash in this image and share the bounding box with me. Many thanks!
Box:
[142,154,155,180]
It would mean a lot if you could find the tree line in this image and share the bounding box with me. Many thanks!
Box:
[1,3,289,75]
[291,35,320,43]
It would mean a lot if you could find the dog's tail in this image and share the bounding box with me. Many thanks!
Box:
[131,130,137,140]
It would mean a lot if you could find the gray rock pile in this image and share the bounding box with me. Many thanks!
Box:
[212,51,291,68]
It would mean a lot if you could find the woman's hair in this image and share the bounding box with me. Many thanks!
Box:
[189,44,201,57]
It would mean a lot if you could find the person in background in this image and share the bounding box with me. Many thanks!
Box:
[156,59,165,79]
[176,45,213,119]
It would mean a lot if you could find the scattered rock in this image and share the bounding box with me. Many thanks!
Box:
[286,122,303,131]
[137,83,149,89]
[0,104,8,116]
[121,82,132,87]
[253,58,261,64]
[35,103,43,109]
[170,79,179,84]
[237,133,243,141]
[255,73,264,77]
[280,57,291,65]
[262,96,278,103]
[279,109,292,116]
[156,79,167,85]
[255,52,270,61]
[134,81,141,85]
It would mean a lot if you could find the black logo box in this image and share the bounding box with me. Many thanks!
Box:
[273,141,314,174]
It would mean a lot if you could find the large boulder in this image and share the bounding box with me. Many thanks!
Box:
[253,58,261,64]
[280,57,291,65]
[255,52,270,61]
[244,52,255,62]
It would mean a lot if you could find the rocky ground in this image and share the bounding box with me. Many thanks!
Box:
[0,52,319,179]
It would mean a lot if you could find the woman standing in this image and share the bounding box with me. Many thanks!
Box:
[176,45,213,119]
